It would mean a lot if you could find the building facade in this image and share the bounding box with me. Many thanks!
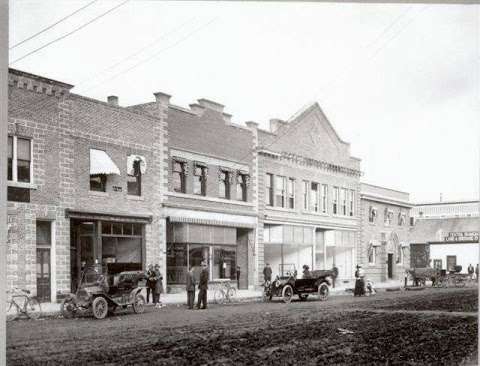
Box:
[410,200,479,273]
[247,103,362,285]
[359,183,412,283]
[7,69,166,302]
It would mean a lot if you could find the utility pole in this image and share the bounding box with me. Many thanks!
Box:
[0,0,8,364]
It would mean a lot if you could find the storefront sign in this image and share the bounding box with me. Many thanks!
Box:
[444,231,479,243]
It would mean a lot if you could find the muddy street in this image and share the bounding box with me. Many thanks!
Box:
[7,287,478,365]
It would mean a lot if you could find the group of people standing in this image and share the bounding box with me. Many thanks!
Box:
[186,261,209,310]
[145,264,164,308]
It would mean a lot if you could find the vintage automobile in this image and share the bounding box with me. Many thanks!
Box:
[263,264,332,303]
[61,264,146,319]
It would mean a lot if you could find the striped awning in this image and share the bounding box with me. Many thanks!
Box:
[90,149,120,176]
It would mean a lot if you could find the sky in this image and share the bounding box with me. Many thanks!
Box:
[8,0,479,203]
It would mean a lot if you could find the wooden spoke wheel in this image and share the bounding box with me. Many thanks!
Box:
[92,297,108,319]
[282,285,294,304]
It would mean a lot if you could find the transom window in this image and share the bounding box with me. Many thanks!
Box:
[8,136,32,183]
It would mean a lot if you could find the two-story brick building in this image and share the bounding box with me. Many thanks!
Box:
[359,183,412,283]
[7,69,166,302]
[130,96,257,291]
[246,103,362,285]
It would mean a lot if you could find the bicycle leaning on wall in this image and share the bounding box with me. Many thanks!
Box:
[213,279,237,305]
[6,287,42,320]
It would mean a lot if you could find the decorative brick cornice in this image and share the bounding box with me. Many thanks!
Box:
[9,68,73,97]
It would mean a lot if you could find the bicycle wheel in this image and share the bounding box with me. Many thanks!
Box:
[226,287,237,302]
[214,289,225,304]
[25,297,42,320]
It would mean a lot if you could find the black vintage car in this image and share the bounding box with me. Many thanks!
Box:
[263,264,332,303]
[61,264,146,319]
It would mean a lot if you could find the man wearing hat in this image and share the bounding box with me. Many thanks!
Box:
[197,260,209,310]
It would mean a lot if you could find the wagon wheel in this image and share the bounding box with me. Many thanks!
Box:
[226,287,237,302]
[298,294,308,301]
[133,294,145,314]
[214,289,225,304]
[282,285,293,304]
[61,297,77,319]
[318,283,329,301]
[92,297,108,319]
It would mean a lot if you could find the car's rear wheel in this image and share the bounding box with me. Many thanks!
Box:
[318,283,329,301]
[92,297,108,319]
[133,294,145,314]
[298,294,308,301]
[282,285,293,304]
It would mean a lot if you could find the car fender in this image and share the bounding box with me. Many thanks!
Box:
[129,287,143,302]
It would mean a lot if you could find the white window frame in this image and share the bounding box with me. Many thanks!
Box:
[321,184,328,214]
[303,180,309,211]
[368,243,377,265]
[287,178,295,209]
[8,135,33,184]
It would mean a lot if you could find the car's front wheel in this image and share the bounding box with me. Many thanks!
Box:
[92,297,108,319]
[318,283,329,301]
[133,294,145,314]
[282,285,293,304]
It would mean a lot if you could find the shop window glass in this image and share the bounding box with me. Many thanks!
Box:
[112,222,123,235]
[167,243,187,284]
[117,237,142,263]
[172,161,186,193]
[213,246,237,280]
[102,222,112,235]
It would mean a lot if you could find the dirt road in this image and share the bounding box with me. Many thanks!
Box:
[7,287,478,365]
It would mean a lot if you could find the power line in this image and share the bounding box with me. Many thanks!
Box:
[9,0,130,65]
[82,17,219,93]
[10,0,99,50]
[76,17,197,89]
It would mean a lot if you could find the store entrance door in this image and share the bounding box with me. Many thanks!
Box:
[388,253,394,279]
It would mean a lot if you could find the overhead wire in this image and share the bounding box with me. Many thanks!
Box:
[9,0,130,65]
[10,0,99,50]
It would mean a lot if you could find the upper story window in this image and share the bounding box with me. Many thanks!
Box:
[127,155,146,196]
[218,169,231,199]
[369,206,377,223]
[341,188,347,215]
[384,208,394,226]
[193,163,207,196]
[303,181,309,210]
[368,243,377,264]
[321,184,328,214]
[172,160,187,193]
[398,212,406,226]
[89,149,120,192]
[275,175,286,207]
[332,187,339,215]
[287,178,295,209]
[266,173,274,206]
[310,182,319,212]
[8,136,32,183]
[236,172,248,201]
[348,190,354,217]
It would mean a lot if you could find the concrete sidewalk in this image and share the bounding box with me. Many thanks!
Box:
[8,280,407,318]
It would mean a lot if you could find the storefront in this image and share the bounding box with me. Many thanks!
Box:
[67,210,150,292]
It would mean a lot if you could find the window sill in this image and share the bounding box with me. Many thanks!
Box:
[127,195,144,201]
[89,191,109,197]
[7,181,37,190]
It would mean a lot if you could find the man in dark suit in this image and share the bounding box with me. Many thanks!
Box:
[263,263,272,283]
[197,261,209,310]
[186,266,196,310]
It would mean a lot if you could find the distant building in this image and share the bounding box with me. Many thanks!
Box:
[359,183,412,283]
[410,200,479,273]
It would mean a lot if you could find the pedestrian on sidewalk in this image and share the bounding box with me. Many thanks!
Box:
[332,266,338,288]
[467,264,474,280]
[145,264,156,305]
[186,265,196,310]
[197,260,209,310]
[154,264,165,308]
[263,263,272,284]
[236,266,241,289]
[354,265,365,296]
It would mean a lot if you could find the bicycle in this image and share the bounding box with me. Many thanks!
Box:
[213,280,237,304]
[6,287,42,320]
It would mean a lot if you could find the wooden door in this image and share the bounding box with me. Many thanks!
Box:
[36,248,51,302]
[388,253,393,279]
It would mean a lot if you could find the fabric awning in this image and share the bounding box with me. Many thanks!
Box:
[127,155,147,176]
[90,149,120,176]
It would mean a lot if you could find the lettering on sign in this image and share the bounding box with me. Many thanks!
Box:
[444,231,479,243]
[112,186,122,192]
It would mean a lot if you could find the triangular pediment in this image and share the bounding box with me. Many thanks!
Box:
[262,103,359,170]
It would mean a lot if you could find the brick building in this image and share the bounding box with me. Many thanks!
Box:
[246,103,362,285]
[130,96,257,291]
[359,183,412,283]
[7,69,166,302]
